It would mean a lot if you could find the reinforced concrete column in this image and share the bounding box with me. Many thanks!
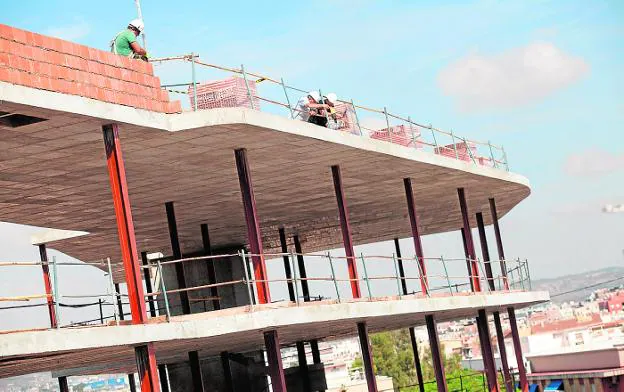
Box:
[201,223,220,310]
[38,244,57,328]
[264,330,287,392]
[508,307,529,392]
[394,238,425,392]
[102,123,160,392]
[278,228,296,302]
[476,310,499,392]
[331,165,361,299]
[426,315,447,392]
[403,178,428,294]
[357,322,378,392]
[489,198,509,290]
[235,148,270,304]
[457,188,481,292]
[165,201,191,315]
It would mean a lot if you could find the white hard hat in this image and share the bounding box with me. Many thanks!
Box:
[129,19,145,33]
[324,93,338,104]
[307,91,320,102]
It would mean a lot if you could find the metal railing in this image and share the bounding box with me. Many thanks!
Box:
[0,251,531,329]
[151,54,509,171]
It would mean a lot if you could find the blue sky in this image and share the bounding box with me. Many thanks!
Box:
[0,1,623,329]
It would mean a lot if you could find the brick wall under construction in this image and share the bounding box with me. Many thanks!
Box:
[0,23,181,113]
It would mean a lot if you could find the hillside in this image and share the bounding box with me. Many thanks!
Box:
[531,266,624,303]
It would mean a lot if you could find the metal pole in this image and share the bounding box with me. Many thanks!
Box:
[383,106,393,144]
[156,260,171,322]
[502,146,509,171]
[140,252,158,317]
[351,99,362,136]
[331,165,361,299]
[38,244,57,328]
[235,149,270,303]
[240,64,255,110]
[294,235,311,301]
[430,126,439,150]
[220,352,234,392]
[357,322,378,392]
[279,228,295,301]
[290,251,300,305]
[451,129,459,160]
[166,201,191,315]
[426,315,448,392]
[191,53,198,111]
[107,258,118,323]
[328,253,341,302]
[51,256,61,328]
[458,188,481,292]
[98,298,104,324]
[409,328,426,392]
[134,0,146,49]
[404,178,429,295]
[488,141,497,168]
[297,341,312,392]
[264,330,287,392]
[393,238,408,295]
[489,198,509,290]
[200,223,220,310]
[507,307,528,392]
[115,283,125,321]
[392,253,402,297]
[240,249,255,307]
[493,311,514,392]
[476,212,495,291]
[463,137,477,165]
[281,78,294,118]
[360,253,372,299]
[477,310,500,392]
[58,376,69,392]
[440,255,453,295]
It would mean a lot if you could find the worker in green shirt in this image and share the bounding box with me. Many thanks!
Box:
[110,19,148,60]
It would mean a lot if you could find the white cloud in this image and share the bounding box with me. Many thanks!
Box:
[563,148,624,177]
[45,20,91,41]
[438,42,589,111]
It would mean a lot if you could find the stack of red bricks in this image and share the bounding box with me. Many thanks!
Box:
[0,23,181,113]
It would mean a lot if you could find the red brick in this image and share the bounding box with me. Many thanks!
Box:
[0,25,12,40]
[39,75,53,91]
[0,66,9,82]
[0,52,8,67]
[157,88,169,102]
[166,101,182,113]
[31,33,45,47]
[0,38,10,53]
[11,28,27,44]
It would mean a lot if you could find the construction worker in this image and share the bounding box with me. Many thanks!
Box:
[111,19,148,60]
[294,91,330,126]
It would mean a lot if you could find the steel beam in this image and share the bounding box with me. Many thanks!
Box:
[403,178,428,294]
[140,251,157,318]
[331,165,361,299]
[460,228,475,292]
[357,322,378,392]
[38,244,57,328]
[297,341,312,392]
[278,228,295,302]
[166,201,191,315]
[457,188,481,292]
[201,223,220,310]
[103,124,160,392]
[395,238,425,392]
[114,283,124,320]
[294,235,310,301]
[489,198,509,290]
[476,212,495,291]
[58,376,69,392]
[264,330,287,392]
[235,148,270,304]
[508,307,529,392]
[426,315,447,392]
[188,351,205,392]
[128,374,137,392]
[221,352,234,392]
[477,310,499,392]
[493,311,514,392]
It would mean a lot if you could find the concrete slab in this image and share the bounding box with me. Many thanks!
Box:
[0,82,530,280]
[0,290,549,378]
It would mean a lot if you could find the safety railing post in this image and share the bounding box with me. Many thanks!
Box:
[526,259,532,290]
[383,107,393,144]
[430,125,439,151]
[190,53,198,112]
[392,253,402,298]
[351,99,362,136]
[156,259,171,322]
[415,255,430,297]
[502,146,509,171]
[360,253,372,299]
[450,129,459,160]
[106,257,118,324]
[240,249,255,309]
[408,116,417,148]
[476,258,490,292]
[240,64,255,110]
[488,141,497,168]
[290,251,300,305]
[51,256,61,328]
[327,253,341,302]
[440,255,453,296]
[281,78,294,119]
[463,137,477,165]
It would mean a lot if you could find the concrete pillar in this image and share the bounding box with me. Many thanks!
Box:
[508,307,528,392]
[102,123,160,392]
[476,310,499,392]
[426,315,447,392]
[457,188,481,292]
[331,165,361,299]
[264,330,287,392]
[357,322,378,392]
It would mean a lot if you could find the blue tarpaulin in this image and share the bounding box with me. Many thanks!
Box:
[516,382,540,392]
[545,380,564,390]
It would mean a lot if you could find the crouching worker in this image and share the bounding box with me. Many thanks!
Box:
[294,91,330,127]
[111,19,148,61]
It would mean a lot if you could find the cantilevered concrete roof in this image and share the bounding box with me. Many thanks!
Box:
[0,81,530,279]
[0,291,548,378]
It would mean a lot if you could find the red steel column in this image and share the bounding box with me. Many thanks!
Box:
[331,165,361,299]
[477,310,500,392]
[493,311,514,392]
[426,315,448,392]
[201,223,221,310]
[102,124,160,392]
[489,198,509,290]
[507,307,529,392]
[457,188,481,292]
[357,322,378,392]
[278,228,296,302]
[475,212,495,291]
[403,178,429,294]
[264,330,287,392]
[235,148,270,304]
[38,244,57,328]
